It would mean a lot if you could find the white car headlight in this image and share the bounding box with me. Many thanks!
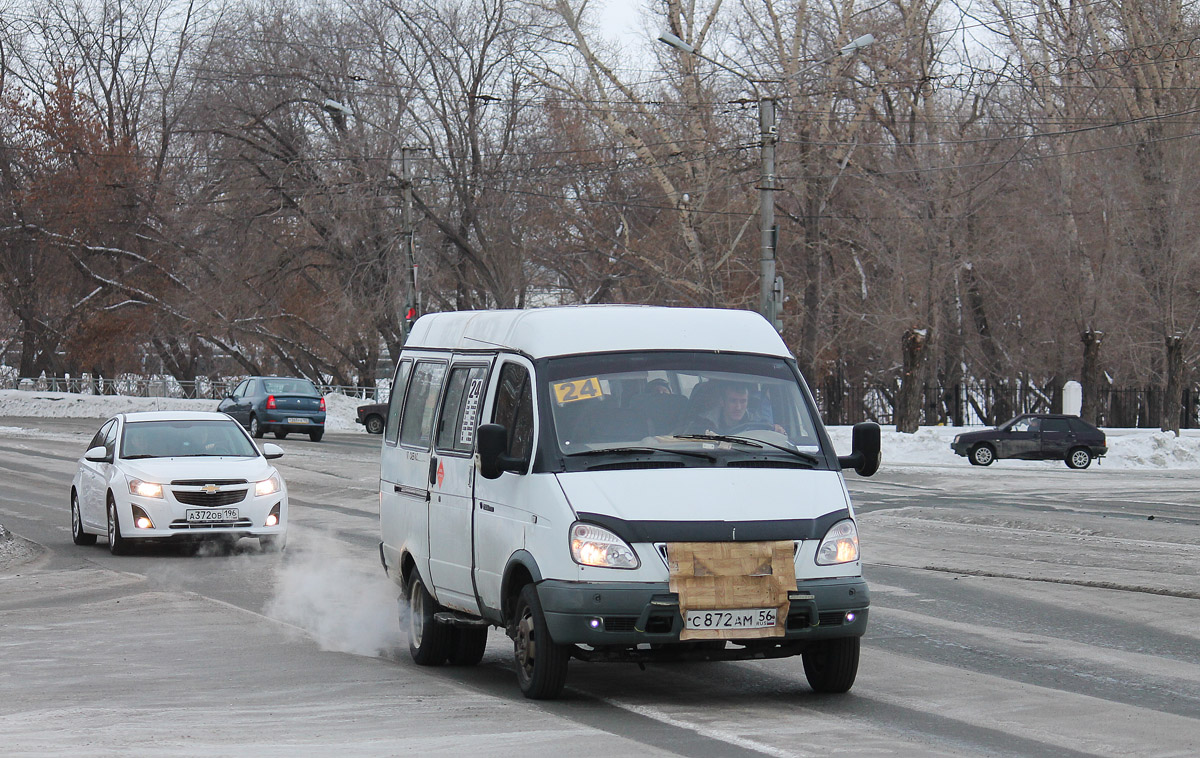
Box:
[569,522,640,569]
[816,519,859,565]
[255,474,282,497]
[128,478,163,499]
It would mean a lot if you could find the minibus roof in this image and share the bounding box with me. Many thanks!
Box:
[404,306,792,360]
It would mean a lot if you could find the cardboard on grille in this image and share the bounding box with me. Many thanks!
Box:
[667,541,795,640]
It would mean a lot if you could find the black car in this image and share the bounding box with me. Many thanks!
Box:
[950,413,1107,469]
[217,376,326,442]
[356,402,387,434]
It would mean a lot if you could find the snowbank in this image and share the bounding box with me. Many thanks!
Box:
[0,389,360,430]
[825,424,1200,470]
[2,389,1199,468]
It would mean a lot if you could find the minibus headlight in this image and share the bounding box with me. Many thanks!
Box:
[816,519,859,565]
[569,522,640,569]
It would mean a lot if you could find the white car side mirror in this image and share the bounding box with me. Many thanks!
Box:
[262,443,285,460]
[84,446,110,463]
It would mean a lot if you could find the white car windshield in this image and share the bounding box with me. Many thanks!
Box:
[121,420,260,459]
[544,352,823,457]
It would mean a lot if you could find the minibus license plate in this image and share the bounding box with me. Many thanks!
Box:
[186,508,240,523]
[287,417,309,424]
[684,608,776,630]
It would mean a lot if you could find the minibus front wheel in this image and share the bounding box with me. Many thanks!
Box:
[512,584,569,699]
[802,637,860,694]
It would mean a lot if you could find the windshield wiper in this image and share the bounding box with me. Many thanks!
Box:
[122,454,159,459]
[671,434,822,465]
[565,446,716,462]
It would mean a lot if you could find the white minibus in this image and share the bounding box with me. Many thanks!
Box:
[377,306,880,699]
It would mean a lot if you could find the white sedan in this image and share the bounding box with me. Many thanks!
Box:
[70,411,289,554]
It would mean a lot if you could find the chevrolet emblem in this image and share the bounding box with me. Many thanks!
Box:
[201,484,220,494]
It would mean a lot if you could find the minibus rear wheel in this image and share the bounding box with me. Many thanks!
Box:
[513,584,569,699]
[407,574,452,665]
[802,637,860,693]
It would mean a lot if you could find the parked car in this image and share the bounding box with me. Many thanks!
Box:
[218,376,326,441]
[70,410,288,554]
[950,413,1107,469]
[356,402,387,434]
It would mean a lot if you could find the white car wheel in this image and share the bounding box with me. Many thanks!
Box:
[71,491,97,546]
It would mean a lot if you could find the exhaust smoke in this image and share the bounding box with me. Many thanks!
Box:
[265,532,405,657]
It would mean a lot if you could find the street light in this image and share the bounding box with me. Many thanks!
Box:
[321,98,421,340]
[658,31,874,331]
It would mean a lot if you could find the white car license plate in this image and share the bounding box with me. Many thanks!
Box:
[186,508,240,523]
[684,608,777,630]
[287,417,309,424]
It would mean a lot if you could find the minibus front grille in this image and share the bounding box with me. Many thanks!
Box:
[603,617,638,632]
[818,611,847,626]
[656,541,800,567]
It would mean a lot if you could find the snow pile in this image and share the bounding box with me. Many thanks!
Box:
[826,424,1200,470]
[0,390,215,418]
[1106,430,1200,469]
[0,523,40,570]
[0,389,362,430]
[2,388,1199,469]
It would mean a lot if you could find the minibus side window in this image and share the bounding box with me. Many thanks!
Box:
[492,363,533,461]
[400,361,447,449]
[435,365,488,454]
[384,359,413,445]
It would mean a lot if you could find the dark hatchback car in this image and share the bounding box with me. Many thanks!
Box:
[218,376,326,442]
[356,402,387,434]
[951,413,1107,469]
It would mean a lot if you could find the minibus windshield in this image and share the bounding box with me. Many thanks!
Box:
[544,352,823,459]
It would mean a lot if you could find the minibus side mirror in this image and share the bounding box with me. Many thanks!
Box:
[477,423,527,480]
[837,421,880,477]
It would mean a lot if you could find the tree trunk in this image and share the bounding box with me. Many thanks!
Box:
[1080,329,1105,425]
[896,328,928,433]
[1161,334,1183,435]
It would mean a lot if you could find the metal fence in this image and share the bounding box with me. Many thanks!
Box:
[815,379,1198,428]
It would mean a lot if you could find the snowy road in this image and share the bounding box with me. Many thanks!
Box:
[1,417,1198,757]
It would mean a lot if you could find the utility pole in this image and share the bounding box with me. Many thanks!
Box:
[758,97,780,330]
[657,31,874,334]
[401,148,419,340]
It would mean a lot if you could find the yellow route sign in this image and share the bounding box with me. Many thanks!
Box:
[553,377,604,404]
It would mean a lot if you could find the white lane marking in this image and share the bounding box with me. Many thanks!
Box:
[597,698,811,758]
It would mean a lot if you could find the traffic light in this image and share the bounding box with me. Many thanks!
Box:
[405,306,417,331]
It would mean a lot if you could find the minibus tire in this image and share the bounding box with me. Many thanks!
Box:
[513,584,569,699]
[802,637,860,694]
[446,627,489,666]
[407,575,452,665]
